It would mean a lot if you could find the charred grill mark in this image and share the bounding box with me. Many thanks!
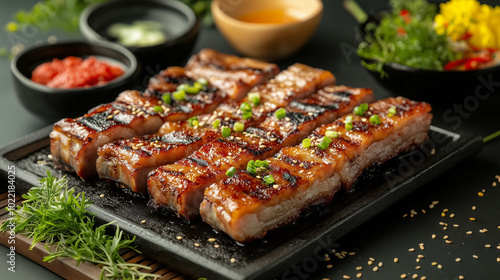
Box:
[77,112,128,132]
[186,157,209,167]
[160,133,201,145]
[282,172,297,185]
[286,112,313,126]
[289,101,328,115]
[333,91,353,98]
[206,63,264,73]
[111,103,128,112]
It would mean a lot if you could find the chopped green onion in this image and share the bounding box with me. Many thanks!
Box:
[188,117,199,127]
[388,106,397,117]
[360,103,369,111]
[162,93,172,104]
[177,84,189,91]
[212,119,221,129]
[185,85,200,95]
[153,105,163,113]
[325,130,339,139]
[323,136,332,144]
[172,90,186,101]
[242,110,253,120]
[354,106,363,116]
[370,114,381,125]
[197,78,208,86]
[222,127,231,137]
[226,167,236,177]
[240,102,252,112]
[234,122,245,132]
[260,160,269,168]
[263,174,275,185]
[317,139,330,150]
[345,115,353,123]
[193,82,204,91]
[275,108,286,120]
[345,122,353,131]
[248,92,260,106]
[247,160,257,174]
[302,138,312,148]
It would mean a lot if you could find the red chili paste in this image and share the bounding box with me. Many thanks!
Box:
[31,56,124,88]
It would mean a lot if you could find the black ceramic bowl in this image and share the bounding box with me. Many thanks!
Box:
[11,41,140,122]
[357,12,500,103]
[80,0,200,74]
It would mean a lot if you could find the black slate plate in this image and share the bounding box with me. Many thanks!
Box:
[0,125,483,280]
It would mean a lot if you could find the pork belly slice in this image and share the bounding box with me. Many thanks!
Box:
[50,101,163,179]
[147,86,374,219]
[185,49,280,100]
[200,97,432,242]
[97,65,337,194]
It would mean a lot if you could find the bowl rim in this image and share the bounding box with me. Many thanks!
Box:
[211,0,323,29]
[80,0,198,51]
[11,40,139,94]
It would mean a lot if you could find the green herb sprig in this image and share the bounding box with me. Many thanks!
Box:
[0,171,159,280]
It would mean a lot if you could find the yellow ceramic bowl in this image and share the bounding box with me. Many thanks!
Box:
[211,0,323,61]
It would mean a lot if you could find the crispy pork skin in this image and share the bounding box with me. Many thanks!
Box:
[98,64,336,194]
[200,97,432,242]
[185,49,279,100]
[148,86,374,219]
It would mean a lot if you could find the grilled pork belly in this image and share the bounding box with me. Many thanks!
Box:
[97,64,336,194]
[51,51,278,179]
[50,100,163,179]
[185,49,279,100]
[147,86,374,219]
[200,97,432,242]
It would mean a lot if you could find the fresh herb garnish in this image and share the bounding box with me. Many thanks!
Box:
[0,171,159,280]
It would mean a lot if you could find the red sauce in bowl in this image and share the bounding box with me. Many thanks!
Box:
[31,56,125,89]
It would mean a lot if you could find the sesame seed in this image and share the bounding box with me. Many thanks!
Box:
[416,258,421,263]
[367,260,373,266]
[430,148,436,155]
[214,244,220,248]
[493,182,497,187]
[394,258,399,263]
[369,257,375,261]
[373,266,379,272]
[450,213,455,218]
[107,115,113,119]
[230,258,236,263]
[470,217,476,221]
[459,276,464,280]
[497,245,500,249]
[431,262,437,266]
[418,255,424,259]
[403,214,408,218]
[485,244,491,248]
[356,272,362,278]
[443,226,448,230]
[326,264,333,269]
[176,236,182,240]
[47,154,53,160]
[415,266,421,270]
[456,258,461,262]
[378,262,383,267]
[429,204,434,209]
[208,238,216,242]
[421,277,426,280]
[437,264,443,269]
[472,255,478,259]
[432,234,436,239]
[99,194,104,198]
[441,213,446,217]
[412,274,418,279]
[478,192,484,196]
[343,276,350,279]
[349,252,356,256]
[439,222,445,226]
[141,220,146,224]
[194,243,200,247]
[356,266,362,271]
[401,274,407,279]
[472,206,477,210]
[443,235,448,240]
[497,258,500,262]
[445,240,453,244]
[409,248,415,252]
[422,209,426,214]
[467,230,473,234]
[453,224,459,228]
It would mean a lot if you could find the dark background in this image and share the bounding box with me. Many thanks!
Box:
[1,0,499,279]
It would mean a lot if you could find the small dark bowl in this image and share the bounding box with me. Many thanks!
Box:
[11,41,140,122]
[80,0,200,74]
[356,12,500,103]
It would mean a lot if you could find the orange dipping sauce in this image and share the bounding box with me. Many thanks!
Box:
[237,9,299,24]
[31,56,124,89]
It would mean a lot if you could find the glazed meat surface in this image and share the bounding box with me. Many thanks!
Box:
[97,64,336,193]
[200,97,432,242]
[148,86,374,219]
